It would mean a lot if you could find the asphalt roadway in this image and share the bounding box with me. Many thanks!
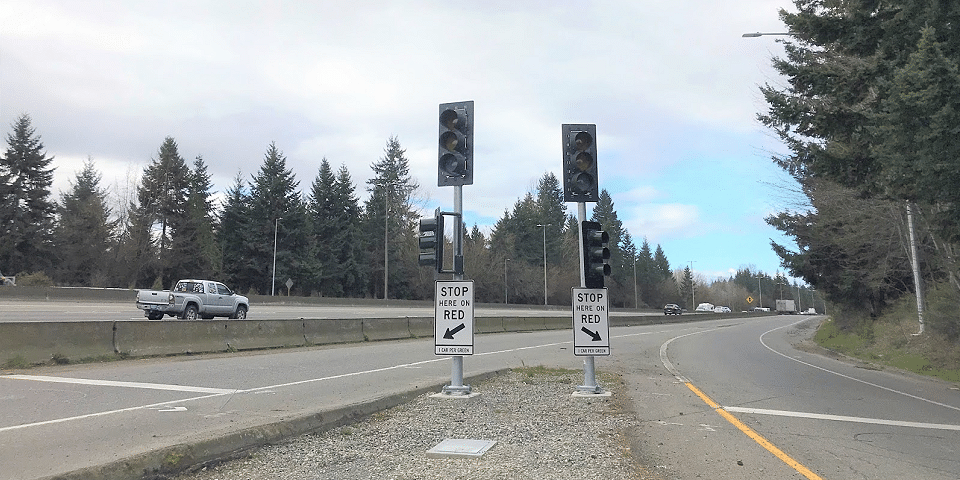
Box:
[0,300,663,322]
[2,314,959,479]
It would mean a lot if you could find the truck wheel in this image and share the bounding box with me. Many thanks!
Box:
[182,305,199,321]
[147,311,164,321]
[231,305,247,320]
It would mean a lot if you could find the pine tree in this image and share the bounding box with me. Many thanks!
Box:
[218,172,252,292]
[247,142,313,296]
[333,165,367,297]
[309,158,339,295]
[310,159,366,297]
[167,156,218,280]
[363,136,420,299]
[0,114,57,276]
[52,159,115,286]
[590,189,628,305]
[138,137,191,287]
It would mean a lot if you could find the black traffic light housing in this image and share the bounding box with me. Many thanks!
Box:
[418,208,464,275]
[438,101,474,186]
[419,208,444,273]
[581,220,611,288]
[562,124,599,203]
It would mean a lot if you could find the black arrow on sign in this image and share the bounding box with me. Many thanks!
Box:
[581,327,602,342]
[444,323,466,339]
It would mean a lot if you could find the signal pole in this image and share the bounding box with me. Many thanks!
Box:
[563,123,609,396]
[435,101,474,397]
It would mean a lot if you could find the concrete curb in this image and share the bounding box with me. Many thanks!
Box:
[38,369,508,480]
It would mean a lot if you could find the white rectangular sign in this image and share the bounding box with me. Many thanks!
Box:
[572,287,610,356]
[435,280,474,355]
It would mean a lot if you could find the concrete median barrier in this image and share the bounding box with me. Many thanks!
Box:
[502,316,547,332]
[407,317,434,338]
[303,319,364,345]
[361,318,412,341]
[542,316,570,330]
[476,317,504,333]
[0,321,115,365]
[225,320,306,350]
[114,321,228,357]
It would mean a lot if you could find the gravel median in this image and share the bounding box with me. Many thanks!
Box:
[174,367,660,480]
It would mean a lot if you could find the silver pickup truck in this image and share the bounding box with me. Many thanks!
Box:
[136,279,249,320]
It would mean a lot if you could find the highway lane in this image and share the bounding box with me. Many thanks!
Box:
[2,315,956,479]
[0,299,664,322]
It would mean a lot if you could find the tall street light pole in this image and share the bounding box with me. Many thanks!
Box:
[380,181,402,300]
[688,260,696,308]
[503,258,510,304]
[271,217,280,296]
[536,224,551,306]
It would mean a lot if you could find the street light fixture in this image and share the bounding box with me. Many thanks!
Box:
[536,224,551,306]
[742,32,791,37]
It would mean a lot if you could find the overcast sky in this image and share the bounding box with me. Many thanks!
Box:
[1,0,802,282]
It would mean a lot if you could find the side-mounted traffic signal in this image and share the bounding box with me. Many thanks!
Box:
[562,124,598,203]
[438,101,474,186]
[581,220,610,289]
[419,208,444,273]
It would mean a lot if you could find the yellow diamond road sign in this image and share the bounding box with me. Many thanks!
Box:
[746,296,754,304]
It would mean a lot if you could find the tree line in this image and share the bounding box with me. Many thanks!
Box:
[1,113,735,308]
[760,0,960,338]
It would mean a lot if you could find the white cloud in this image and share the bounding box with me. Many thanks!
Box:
[2,0,795,276]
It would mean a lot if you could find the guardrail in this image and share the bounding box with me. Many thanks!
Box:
[0,311,769,367]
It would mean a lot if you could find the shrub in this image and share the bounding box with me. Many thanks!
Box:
[14,271,54,286]
[925,283,960,341]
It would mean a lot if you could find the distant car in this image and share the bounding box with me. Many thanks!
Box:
[664,304,682,315]
[714,306,731,313]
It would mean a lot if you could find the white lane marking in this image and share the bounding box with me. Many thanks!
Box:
[157,406,188,412]
[725,406,960,431]
[759,319,960,413]
[5,375,236,394]
[0,336,575,432]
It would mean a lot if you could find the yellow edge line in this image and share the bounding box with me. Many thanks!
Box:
[686,382,824,480]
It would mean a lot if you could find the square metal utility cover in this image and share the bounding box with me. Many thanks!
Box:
[426,439,497,459]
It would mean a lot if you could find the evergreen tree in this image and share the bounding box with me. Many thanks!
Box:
[333,165,367,297]
[363,136,420,299]
[119,196,159,288]
[679,266,694,309]
[310,160,365,297]
[247,142,313,296]
[218,172,253,292]
[0,114,57,276]
[309,158,338,295]
[636,239,656,307]
[167,156,218,280]
[871,26,960,244]
[535,172,567,267]
[590,189,628,304]
[138,137,191,287]
[52,159,115,286]
[759,0,960,315]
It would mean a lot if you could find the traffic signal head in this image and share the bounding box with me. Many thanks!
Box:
[562,124,599,202]
[581,220,610,288]
[438,101,474,186]
[418,208,444,273]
